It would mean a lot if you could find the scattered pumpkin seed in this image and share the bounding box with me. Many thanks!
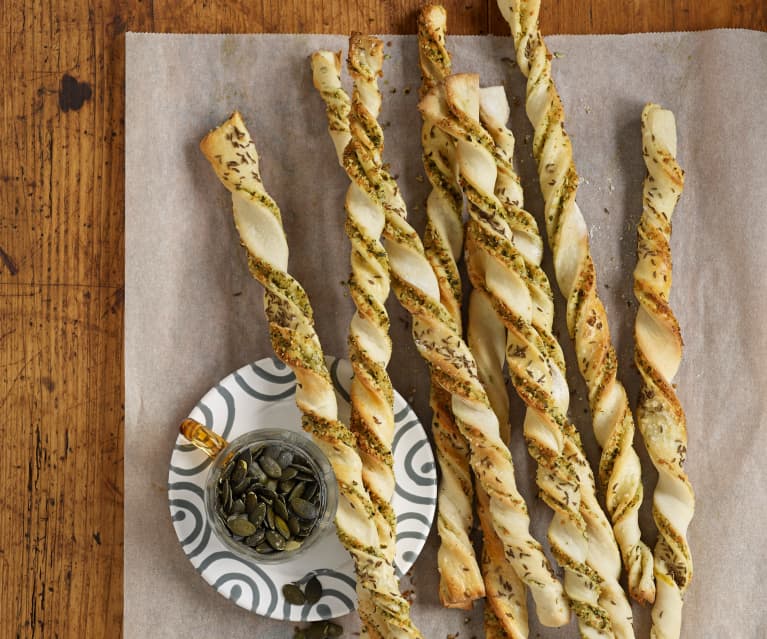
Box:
[285,539,301,551]
[274,498,290,521]
[304,576,323,604]
[230,459,248,484]
[245,492,258,514]
[288,516,301,535]
[275,516,291,540]
[266,505,276,530]
[282,583,306,606]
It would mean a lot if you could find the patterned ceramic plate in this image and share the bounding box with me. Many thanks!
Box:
[168,356,437,621]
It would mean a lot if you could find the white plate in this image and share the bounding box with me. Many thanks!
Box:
[168,356,437,621]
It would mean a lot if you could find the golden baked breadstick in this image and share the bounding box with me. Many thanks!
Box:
[634,104,693,639]
[417,3,485,609]
[497,0,655,604]
[317,34,569,628]
[200,112,422,639]
[311,45,397,565]
[422,74,634,638]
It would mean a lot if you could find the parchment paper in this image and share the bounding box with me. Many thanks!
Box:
[125,30,767,638]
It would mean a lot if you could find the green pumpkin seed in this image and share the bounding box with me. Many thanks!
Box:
[249,502,267,527]
[248,463,267,483]
[245,529,265,547]
[290,497,318,520]
[279,478,296,494]
[259,456,283,479]
[291,461,313,473]
[255,542,274,554]
[280,467,299,482]
[282,583,306,606]
[266,478,279,492]
[274,498,290,521]
[245,492,258,514]
[275,516,291,540]
[304,576,322,604]
[234,447,252,469]
[230,459,248,484]
[227,516,257,537]
[285,539,302,551]
[298,524,315,538]
[288,516,301,535]
[257,487,279,502]
[231,499,245,514]
[231,475,250,496]
[324,621,343,637]
[295,472,315,482]
[304,482,320,501]
[266,505,275,530]
[221,481,233,512]
[289,482,306,502]
[264,444,282,459]
[265,530,286,551]
[277,450,293,468]
[305,623,326,639]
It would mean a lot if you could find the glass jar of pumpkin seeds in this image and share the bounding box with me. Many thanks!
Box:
[181,419,338,564]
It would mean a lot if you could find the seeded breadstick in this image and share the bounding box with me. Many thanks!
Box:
[422,75,635,638]
[634,104,693,639]
[497,0,655,604]
[470,290,528,639]
[317,33,569,629]
[200,112,422,639]
[311,46,397,565]
[417,3,485,609]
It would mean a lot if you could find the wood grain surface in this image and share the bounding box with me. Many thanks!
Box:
[1,1,764,637]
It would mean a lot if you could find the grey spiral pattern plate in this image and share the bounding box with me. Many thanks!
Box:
[168,356,437,621]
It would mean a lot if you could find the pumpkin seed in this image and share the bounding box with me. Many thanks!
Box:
[227,517,257,537]
[324,621,343,637]
[288,516,301,536]
[298,523,315,537]
[266,505,275,530]
[231,475,250,496]
[255,542,274,554]
[248,463,267,483]
[281,467,299,482]
[275,516,291,540]
[279,478,296,493]
[304,576,322,604]
[265,530,286,551]
[266,478,279,492]
[291,462,313,474]
[282,583,306,606]
[249,502,267,527]
[259,456,283,479]
[285,539,302,551]
[234,447,252,469]
[305,623,326,639]
[264,444,282,459]
[245,492,258,514]
[277,450,293,468]
[231,499,245,514]
[290,497,318,520]
[221,481,233,512]
[245,529,265,547]
[230,459,248,484]
[257,487,279,502]
[302,483,318,501]
[288,481,306,501]
[274,498,290,521]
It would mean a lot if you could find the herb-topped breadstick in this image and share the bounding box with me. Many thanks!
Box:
[422,75,634,638]
[497,0,655,604]
[311,44,397,566]
[634,104,693,639]
[417,4,485,609]
[200,112,422,639]
[317,32,570,629]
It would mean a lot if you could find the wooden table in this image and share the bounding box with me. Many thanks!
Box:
[1,1,764,636]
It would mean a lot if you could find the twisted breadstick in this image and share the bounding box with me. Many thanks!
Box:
[311,45,397,564]
[423,74,635,638]
[317,34,569,628]
[200,112,421,639]
[480,85,638,639]
[497,0,655,603]
[469,290,528,639]
[418,4,485,609]
[634,104,692,639]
